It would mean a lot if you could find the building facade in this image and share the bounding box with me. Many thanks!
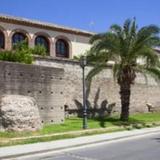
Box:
[0,14,94,58]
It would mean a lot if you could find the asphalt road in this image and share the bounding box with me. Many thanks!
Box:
[21,133,160,160]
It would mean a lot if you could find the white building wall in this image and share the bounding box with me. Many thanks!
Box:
[0,22,91,58]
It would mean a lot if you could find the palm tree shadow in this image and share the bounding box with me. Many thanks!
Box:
[74,87,118,127]
[74,97,145,128]
[93,116,147,129]
[74,99,83,117]
[92,87,101,118]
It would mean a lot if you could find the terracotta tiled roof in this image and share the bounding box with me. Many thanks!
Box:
[0,14,95,37]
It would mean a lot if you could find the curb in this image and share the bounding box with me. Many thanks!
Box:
[1,127,160,159]
[0,126,121,142]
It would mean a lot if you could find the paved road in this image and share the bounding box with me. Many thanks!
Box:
[20,133,160,160]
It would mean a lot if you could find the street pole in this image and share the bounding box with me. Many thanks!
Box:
[80,56,87,129]
[82,65,87,129]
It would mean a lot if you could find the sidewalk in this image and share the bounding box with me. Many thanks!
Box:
[1,127,160,159]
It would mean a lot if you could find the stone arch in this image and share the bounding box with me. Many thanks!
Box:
[33,32,52,56]
[0,25,8,50]
[9,29,31,48]
[54,35,72,58]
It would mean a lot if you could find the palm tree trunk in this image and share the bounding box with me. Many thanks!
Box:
[119,82,131,121]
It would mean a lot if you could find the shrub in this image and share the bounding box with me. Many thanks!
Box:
[13,40,28,51]
[14,49,33,64]
[32,45,46,56]
[0,41,33,64]
[0,41,48,64]
[0,50,33,64]
[0,51,16,62]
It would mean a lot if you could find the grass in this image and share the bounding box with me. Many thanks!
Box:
[31,112,160,134]
[130,112,160,122]
[0,112,160,147]
[0,127,125,147]
[0,118,106,138]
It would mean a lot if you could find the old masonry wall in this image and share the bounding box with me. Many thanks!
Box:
[0,57,160,125]
[35,56,160,115]
[0,61,65,124]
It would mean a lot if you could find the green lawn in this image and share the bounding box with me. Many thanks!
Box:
[0,112,160,147]
[130,112,160,122]
[1,112,160,138]
[34,112,160,135]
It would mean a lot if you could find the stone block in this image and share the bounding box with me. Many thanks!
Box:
[0,95,42,131]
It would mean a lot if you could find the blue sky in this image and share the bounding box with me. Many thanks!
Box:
[0,0,159,32]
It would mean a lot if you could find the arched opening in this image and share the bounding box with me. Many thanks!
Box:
[12,32,28,47]
[35,35,50,54]
[0,31,5,49]
[56,39,69,58]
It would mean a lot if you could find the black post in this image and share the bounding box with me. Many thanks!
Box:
[80,56,87,129]
[82,66,87,129]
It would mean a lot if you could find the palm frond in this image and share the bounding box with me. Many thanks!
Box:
[136,47,159,67]
[113,63,122,81]
[86,51,108,64]
[86,63,107,98]
[136,25,160,46]
[86,63,107,81]
[90,33,120,57]
[146,36,160,46]
[90,33,106,44]
[123,19,132,37]
[133,64,149,84]
[128,18,137,43]
[145,67,160,82]
[110,25,127,55]
[138,25,159,36]
[110,24,122,34]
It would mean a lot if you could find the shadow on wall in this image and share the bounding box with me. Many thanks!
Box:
[65,87,116,120]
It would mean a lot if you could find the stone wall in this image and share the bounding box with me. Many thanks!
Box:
[35,56,160,115]
[0,57,160,125]
[0,61,64,124]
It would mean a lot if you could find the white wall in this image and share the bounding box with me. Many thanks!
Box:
[0,21,91,58]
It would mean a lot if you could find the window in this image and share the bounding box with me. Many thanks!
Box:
[56,39,69,58]
[12,32,27,45]
[35,36,49,53]
[0,31,5,49]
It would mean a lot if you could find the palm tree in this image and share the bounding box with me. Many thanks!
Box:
[86,18,160,121]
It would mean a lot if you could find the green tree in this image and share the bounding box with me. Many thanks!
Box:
[86,18,160,121]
